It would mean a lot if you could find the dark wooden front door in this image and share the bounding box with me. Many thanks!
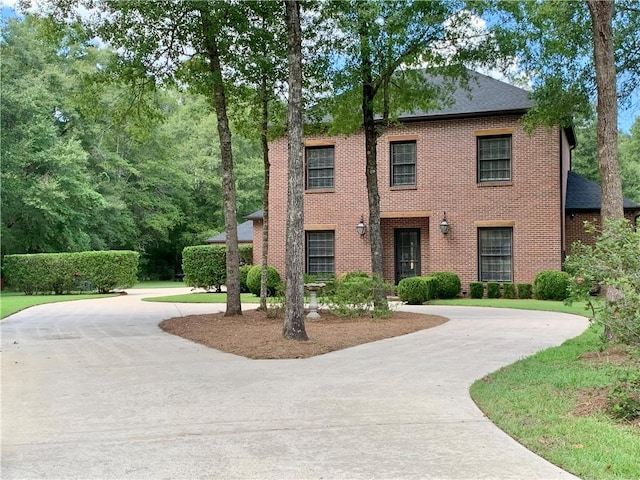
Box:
[395,228,421,284]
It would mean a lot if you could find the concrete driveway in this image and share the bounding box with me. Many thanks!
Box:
[1,288,588,479]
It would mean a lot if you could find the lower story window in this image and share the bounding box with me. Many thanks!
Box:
[306,231,335,275]
[478,227,513,282]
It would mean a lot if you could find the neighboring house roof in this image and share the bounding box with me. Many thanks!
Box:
[396,70,533,122]
[566,171,640,210]
[245,210,264,221]
[206,219,254,244]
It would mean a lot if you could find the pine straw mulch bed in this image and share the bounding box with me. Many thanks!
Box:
[159,308,448,359]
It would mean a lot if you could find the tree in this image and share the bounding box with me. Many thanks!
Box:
[282,0,308,341]
[320,1,497,308]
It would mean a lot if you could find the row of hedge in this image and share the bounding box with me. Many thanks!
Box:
[181,245,253,291]
[397,271,461,305]
[3,251,139,294]
[469,282,533,299]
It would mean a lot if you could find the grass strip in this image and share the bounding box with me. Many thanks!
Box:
[142,292,260,304]
[1,292,118,319]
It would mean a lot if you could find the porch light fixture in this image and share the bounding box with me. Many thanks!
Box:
[439,212,450,235]
[356,215,367,237]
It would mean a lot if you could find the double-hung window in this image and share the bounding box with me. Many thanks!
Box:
[478,228,513,282]
[306,231,335,276]
[306,146,334,189]
[391,141,416,186]
[477,135,511,182]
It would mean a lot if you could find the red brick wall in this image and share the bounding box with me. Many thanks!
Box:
[565,211,640,251]
[257,115,566,291]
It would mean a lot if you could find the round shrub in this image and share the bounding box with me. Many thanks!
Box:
[246,264,281,297]
[239,264,252,293]
[487,282,501,299]
[428,271,461,299]
[533,270,570,300]
[502,283,517,299]
[397,277,428,305]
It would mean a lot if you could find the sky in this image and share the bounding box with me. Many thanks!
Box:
[1,2,637,133]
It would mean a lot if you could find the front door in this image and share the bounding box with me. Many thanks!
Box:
[395,228,421,284]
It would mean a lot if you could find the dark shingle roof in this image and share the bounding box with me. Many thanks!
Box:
[396,70,533,121]
[206,220,254,244]
[566,171,640,210]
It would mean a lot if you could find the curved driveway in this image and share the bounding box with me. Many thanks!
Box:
[1,288,588,479]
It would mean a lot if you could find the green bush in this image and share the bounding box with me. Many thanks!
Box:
[246,264,281,297]
[325,276,395,317]
[238,245,253,266]
[397,276,435,305]
[239,264,252,293]
[487,282,501,299]
[3,251,138,294]
[182,245,226,291]
[502,283,517,299]
[534,270,570,300]
[469,282,484,299]
[427,271,461,299]
[607,371,640,421]
[517,283,533,299]
[336,270,369,283]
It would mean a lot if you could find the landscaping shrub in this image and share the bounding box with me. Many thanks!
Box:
[517,283,533,299]
[246,264,281,297]
[239,264,252,293]
[469,282,484,299]
[502,283,517,299]
[397,276,435,305]
[534,270,570,301]
[336,270,369,283]
[607,371,640,421]
[427,271,461,299]
[325,275,395,317]
[3,251,138,294]
[238,245,253,266]
[487,282,501,299]
[182,245,226,291]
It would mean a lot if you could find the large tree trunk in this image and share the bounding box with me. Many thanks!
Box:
[259,75,270,311]
[359,26,388,311]
[200,10,242,316]
[587,0,624,221]
[283,0,307,340]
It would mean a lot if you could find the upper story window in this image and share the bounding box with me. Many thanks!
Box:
[477,135,511,182]
[391,141,416,186]
[306,146,334,189]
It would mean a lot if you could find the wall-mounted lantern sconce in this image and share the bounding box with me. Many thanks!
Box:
[439,212,450,235]
[356,215,367,237]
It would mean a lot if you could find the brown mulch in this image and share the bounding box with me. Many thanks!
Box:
[159,308,448,359]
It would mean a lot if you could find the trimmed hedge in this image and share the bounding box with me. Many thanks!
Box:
[503,282,517,299]
[427,271,461,299]
[246,264,281,296]
[517,282,533,299]
[533,270,570,300]
[182,245,226,291]
[469,282,484,299]
[397,276,436,305]
[487,282,501,299]
[3,251,138,294]
[239,264,252,293]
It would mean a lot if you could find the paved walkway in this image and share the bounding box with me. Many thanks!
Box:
[1,289,589,479]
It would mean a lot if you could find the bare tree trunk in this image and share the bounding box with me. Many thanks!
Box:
[359,25,388,311]
[587,0,624,221]
[200,9,242,316]
[283,0,308,340]
[259,75,270,311]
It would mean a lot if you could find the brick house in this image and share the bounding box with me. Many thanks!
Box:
[249,71,640,292]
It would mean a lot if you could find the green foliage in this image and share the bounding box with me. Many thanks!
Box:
[487,282,501,299]
[3,251,138,294]
[336,270,370,283]
[517,283,533,299]
[323,274,395,318]
[469,282,484,299]
[238,245,253,266]
[182,245,226,291]
[533,270,570,301]
[239,264,252,293]
[397,276,435,305]
[607,370,640,421]
[427,272,461,299]
[246,264,281,297]
[502,283,517,299]
[565,219,640,346]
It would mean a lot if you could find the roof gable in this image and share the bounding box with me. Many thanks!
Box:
[566,171,640,210]
[206,220,254,244]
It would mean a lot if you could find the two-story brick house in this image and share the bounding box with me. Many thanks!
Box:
[248,71,639,292]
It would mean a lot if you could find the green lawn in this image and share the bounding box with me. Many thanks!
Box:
[1,292,118,319]
[142,292,260,303]
[429,297,593,317]
[130,280,190,289]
